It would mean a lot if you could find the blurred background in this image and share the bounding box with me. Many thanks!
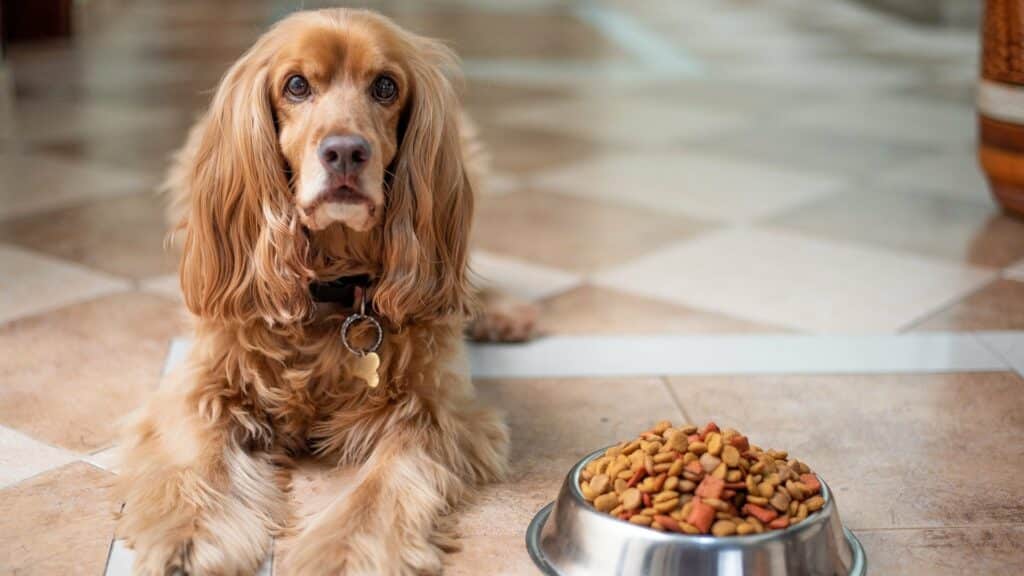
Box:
[2,1,1023,575]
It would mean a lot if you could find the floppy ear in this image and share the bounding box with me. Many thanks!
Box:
[373,38,475,326]
[180,44,312,326]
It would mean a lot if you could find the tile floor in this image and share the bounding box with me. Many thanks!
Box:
[1,0,1023,574]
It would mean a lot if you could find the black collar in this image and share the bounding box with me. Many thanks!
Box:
[309,274,374,306]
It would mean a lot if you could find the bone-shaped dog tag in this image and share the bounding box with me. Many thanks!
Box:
[352,352,380,388]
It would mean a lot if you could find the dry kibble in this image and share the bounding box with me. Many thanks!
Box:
[583,422,825,537]
[712,520,737,537]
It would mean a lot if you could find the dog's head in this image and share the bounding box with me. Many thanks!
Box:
[180,9,473,326]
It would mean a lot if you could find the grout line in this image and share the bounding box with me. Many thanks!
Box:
[853,522,1024,533]
[660,376,694,424]
[897,275,999,333]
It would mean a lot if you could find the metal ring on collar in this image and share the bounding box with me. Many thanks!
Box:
[340,313,383,357]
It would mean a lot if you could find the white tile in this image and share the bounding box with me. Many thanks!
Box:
[0,243,129,324]
[0,425,78,488]
[104,539,273,576]
[788,96,974,149]
[470,251,582,302]
[164,338,191,375]
[1005,260,1024,281]
[83,445,121,474]
[468,332,1008,379]
[498,100,742,146]
[0,153,149,220]
[594,228,995,333]
[533,153,842,224]
[877,150,994,206]
[140,274,181,301]
[976,331,1024,376]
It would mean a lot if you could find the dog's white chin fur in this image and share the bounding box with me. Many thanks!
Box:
[303,201,378,232]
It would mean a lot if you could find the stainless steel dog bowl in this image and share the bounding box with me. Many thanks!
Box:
[527,448,866,576]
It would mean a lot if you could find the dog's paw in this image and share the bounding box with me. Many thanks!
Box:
[468,292,540,343]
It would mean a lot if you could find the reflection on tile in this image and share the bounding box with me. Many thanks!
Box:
[0,292,182,452]
[0,152,148,220]
[0,425,77,489]
[534,153,841,224]
[912,280,1024,331]
[0,193,178,280]
[768,188,1024,267]
[857,526,1024,576]
[876,150,993,205]
[1002,258,1024,281]
[668,373,1024,529]
[540,284,783,335]
[498,99,744,147]
[596,228,995,333]
[0,462,117,575]
[0,243,128,324]
[789,96,975,149]
[474,190,709,273]
[471,251,582,302]
[467,333,1006,379]
[84,445,122,474]
[700,122,929,177]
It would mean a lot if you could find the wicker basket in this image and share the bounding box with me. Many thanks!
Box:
[979,0,1024,216]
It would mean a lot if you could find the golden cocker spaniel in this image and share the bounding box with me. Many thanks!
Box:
[116,9,515,575]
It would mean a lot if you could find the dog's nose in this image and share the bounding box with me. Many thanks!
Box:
[318,135,371,176]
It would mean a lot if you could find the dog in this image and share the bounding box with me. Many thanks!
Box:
[116,9,519,575]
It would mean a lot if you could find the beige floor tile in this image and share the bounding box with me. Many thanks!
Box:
[474,190,710,273]
[857,526,1024,576]
[447,535,535,576]
[478,124,605,174]
[0,292,183,452]
[768,188,1024,268]
[0,462,117,575]
[497,99,745,147]
[471,251,582,302]
[910,279,1024,331]
[533,153,842,224]
[0,152,149,221]
[0,193,178,280]
[0,425,77,489]
[596,228,995,333]
[0,243,129,325]
[540,284,786,335]
[667,372,1024,530]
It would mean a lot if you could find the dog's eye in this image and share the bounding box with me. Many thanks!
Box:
[371,75,398,104]
[285,74,310,101]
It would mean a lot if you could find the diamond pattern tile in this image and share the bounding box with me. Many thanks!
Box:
[474,189,711,273]
[533,153,842,224]
[0,425,77,489]
[596,228,995,333]
[0,243,129,325]
[0,193,177,280]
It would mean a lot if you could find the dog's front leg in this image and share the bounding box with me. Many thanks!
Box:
[116,370,288,576]
[285,429,472,576]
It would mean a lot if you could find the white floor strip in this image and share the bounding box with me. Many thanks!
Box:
[104,540,272,576]
[161,332,1024,380]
